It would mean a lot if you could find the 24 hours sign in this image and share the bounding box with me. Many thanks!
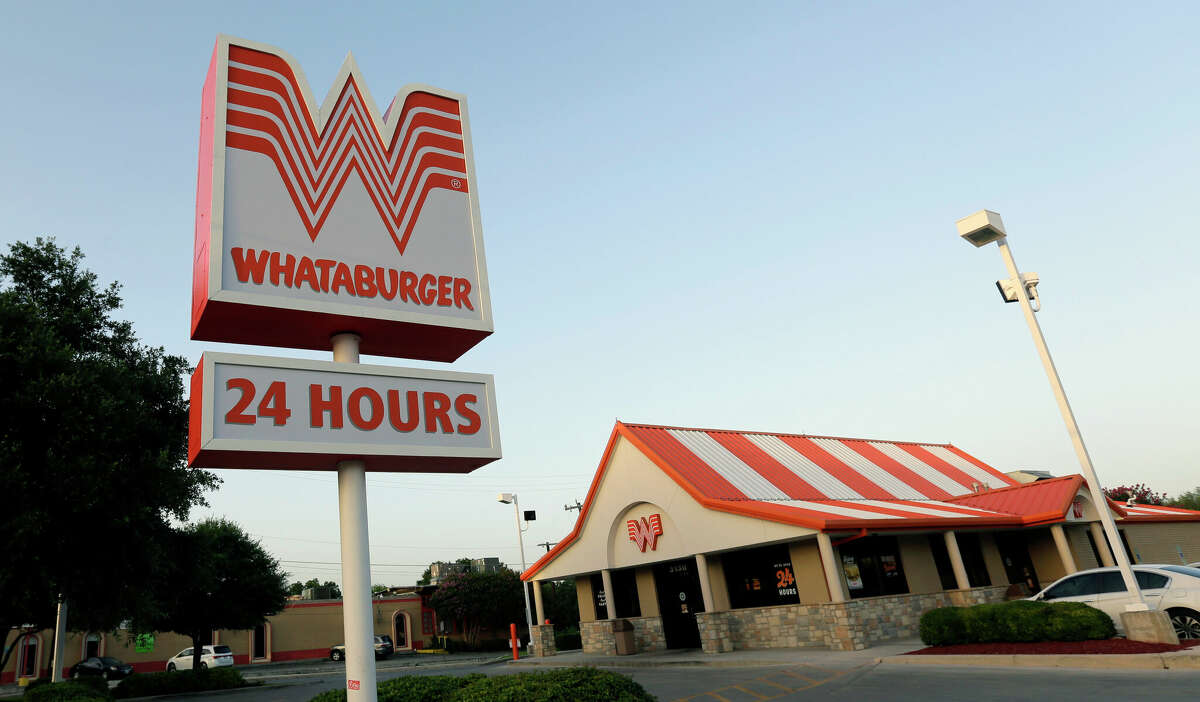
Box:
[188,352,500,471]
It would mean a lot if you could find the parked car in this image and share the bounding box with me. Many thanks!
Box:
[164,645,235,671]
[330,636,393,661]
[1029,564,1200,639]
[70,656,134,680]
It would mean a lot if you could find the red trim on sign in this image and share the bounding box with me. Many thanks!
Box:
[187,357,204,466]
[190,449,496,473]
[191,44,218,339]
[842,439,953,500]
[190,299,490,362]
[706,431,825,499]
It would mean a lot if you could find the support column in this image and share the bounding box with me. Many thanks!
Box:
[816,533,847,603]
[695,553,715,612]
[333,333,377,702]
[1090,522,1115,567]
[50,599,67,682]
[1051,524,1078,575]
[533,580,546,624]
[601,569,616,619]
[944,531,971,590]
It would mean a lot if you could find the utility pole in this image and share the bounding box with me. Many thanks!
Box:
[563,499,582,513]
[537,541,558,553]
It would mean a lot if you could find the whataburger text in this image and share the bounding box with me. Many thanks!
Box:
[229,247,476,310]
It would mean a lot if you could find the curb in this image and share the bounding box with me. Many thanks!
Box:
[876,653,1200,670]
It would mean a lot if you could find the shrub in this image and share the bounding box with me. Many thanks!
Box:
[919,600,1116,646]
[918,606,967,646]
[24,680,108,702]
[1045,601,1116,642]
[307,669,653,702]
[554,628,582,651]
[113,669,247,699]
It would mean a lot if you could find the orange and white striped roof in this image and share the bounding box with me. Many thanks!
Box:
[520,422,1200,581]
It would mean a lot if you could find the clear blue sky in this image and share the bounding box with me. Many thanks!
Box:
[3,1,1198,585]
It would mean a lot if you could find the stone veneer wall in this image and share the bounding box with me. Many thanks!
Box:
[581,620,617,655]
[530,624,556,657]
[720,585,1008,652]
[628,616,667,653]
[581,617,666,655]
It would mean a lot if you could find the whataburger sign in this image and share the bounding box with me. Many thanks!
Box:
[190,35,492,362]
[188,35,500,473]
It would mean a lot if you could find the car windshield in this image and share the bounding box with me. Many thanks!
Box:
[1161,565,1200,579]
[213,645,232,654]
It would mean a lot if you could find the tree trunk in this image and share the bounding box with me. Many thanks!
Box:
[191,634,203,673]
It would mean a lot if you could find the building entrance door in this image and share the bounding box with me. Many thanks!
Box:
[653,558,704,649]
[995,531,1040,592]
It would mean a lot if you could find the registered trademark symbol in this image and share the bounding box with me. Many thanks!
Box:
[451,178,462,189]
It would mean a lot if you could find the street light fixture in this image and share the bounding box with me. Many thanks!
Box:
[498,492,536,652]
[955,209,1149,612]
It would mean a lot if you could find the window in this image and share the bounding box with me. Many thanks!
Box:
[1096,572,1124,593]
[18,636,38,678]
[1044,573,1100,600]
[612,569,641,618]
[839,536,909,599]
[421,609,435,635]
[1163,566,1200,578]
[589,573,609,619]
[83,633,102,659]
[722,544,801,609]
[1135,571,1169,590]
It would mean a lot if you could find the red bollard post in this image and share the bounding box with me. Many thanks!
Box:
[510,623,519,660]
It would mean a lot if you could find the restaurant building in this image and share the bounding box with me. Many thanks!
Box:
[519,422,1200,655]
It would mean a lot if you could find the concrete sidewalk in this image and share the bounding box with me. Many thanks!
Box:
[506,640,925,669]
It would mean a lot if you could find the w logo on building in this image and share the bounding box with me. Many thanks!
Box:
[627,514,664,552]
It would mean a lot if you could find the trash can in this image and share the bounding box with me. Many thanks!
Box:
[614,619,636,655]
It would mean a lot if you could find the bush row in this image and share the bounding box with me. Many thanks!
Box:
[919,600,1116,646]
[309,668,654,702]
[24,678,109,702]
[111,668,248,699]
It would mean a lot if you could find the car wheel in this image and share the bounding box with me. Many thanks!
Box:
[167,663,176,672]
[101,671,109,681]
[200,662,208,670]
[1169,608,1200,640]
[332,650,344,662]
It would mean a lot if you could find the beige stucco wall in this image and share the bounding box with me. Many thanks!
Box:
[788,539,831,603]
[1028,528,1069,585]
[979,533,1008,586]
[636,567,661,617]
[531,436,817,582]
[897,534,942,594]
[1122,522,1200,565]
[575,575,596,622]
[705,555,730,611]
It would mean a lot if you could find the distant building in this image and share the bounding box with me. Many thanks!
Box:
[1008,469,1055,483]
[427,557,506,583]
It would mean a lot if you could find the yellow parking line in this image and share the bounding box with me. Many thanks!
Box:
[733,685,769,699]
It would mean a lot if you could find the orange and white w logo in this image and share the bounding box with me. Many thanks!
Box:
[627,514,664,552]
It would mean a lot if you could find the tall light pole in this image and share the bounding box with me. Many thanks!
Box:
[498,492,536,651]
[956,210,1148,610]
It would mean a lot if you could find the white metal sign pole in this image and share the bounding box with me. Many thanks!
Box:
[995,239,1148,610]
[333,333,378,702]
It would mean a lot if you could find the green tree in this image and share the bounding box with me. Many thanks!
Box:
[0,238,218,671]
[150,519,288,672]
[428,569,524,647]
[1169,487,1200,511]
[540,579,580,626]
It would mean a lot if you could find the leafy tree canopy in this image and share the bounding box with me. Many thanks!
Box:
[0,238,217,668]
[428,569,524,647]
[1103,483,1167,505]
[149,518,288,671]
[1169,487,1200,512]
[285,578,342,598]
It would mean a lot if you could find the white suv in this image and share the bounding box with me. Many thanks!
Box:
[1030,565,1200,639]
[165,645,235,671]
